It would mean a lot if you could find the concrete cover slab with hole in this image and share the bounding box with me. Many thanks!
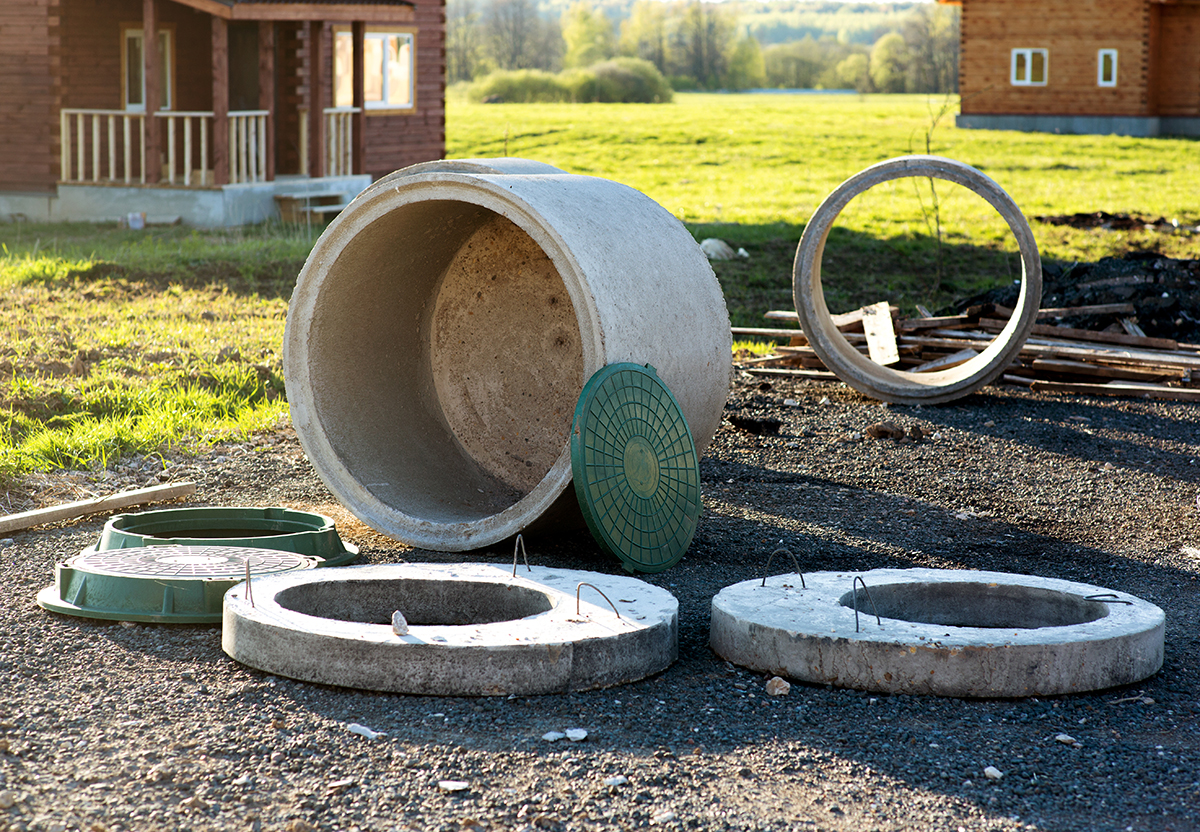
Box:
[223,563,678,695]
[710,569,1164,697]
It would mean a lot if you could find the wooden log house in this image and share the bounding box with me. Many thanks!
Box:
[942,0,1200,136]
[0,0,446,226]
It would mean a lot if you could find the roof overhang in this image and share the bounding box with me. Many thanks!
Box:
[169,0,416,23]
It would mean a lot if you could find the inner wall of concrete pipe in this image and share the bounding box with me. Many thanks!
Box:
[305,200,583,525]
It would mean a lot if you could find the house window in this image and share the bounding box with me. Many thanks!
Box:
[334,30,415,110]
[1010,48,1048,86]
[123,27,173,111]
[1098,49,1118,87]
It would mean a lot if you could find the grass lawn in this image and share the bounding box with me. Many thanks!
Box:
[1,93,1197,483]
[449,93,1200,323]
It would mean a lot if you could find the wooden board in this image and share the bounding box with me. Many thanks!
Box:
[0,482,197,535]
[861,301,900,366]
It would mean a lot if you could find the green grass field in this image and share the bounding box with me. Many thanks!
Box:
[1,93,1197,484]
[449,93,1199,323]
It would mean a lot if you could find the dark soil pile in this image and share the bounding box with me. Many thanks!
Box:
[956,252,1200,345]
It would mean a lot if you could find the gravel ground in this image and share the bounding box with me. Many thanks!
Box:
[2,376,1199,832]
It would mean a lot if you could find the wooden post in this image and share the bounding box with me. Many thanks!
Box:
[259,21,276,181]
[308,20,324,178]
[143,0,160,183]
[351,21,365,175]
[212,16,229,185]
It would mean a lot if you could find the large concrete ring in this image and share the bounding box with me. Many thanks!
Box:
[710,569,1164,697]
[793,156,1042,404]
[223,563,678,695]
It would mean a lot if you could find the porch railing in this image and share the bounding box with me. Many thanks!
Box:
[60,109,147,184]
[60,108,269,186]
[299,106,362,177]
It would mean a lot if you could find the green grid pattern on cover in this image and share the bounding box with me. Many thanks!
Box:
[571,363,700,573]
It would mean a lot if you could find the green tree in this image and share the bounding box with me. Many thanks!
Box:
[562,3,616,69]
[447,0,488,83]
[486,0,560,71]
[724,35,765,90]
[619,0,671,75]
[834,53,870,92]
[672,1,735,89]
[902,3,959,93]
[869,32,909,93]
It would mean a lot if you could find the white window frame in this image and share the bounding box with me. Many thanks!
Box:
[1097,48,1118,87]
[334,29,416,112]
[122,26,174,111]
[1010,48,1048,86]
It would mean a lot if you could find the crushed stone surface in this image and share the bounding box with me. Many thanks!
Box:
[2,379,1199,832]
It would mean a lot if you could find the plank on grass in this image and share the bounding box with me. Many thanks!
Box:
[0,482,197,535]
[861,301,900,365]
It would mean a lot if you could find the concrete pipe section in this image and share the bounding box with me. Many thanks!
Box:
[793,156,1042,404]
[710,568,1164,697]
[222,563,678,695]
[284,158,731,551]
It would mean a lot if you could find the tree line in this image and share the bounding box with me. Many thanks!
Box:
[447,0,959,94]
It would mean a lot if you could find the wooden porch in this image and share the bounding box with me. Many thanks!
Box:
[53,0,417,188]
[59,106,361,187]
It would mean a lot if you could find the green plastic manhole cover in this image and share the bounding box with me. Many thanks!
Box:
[92,506,358,567]
[571,363,701,573]
[36,545,317,624]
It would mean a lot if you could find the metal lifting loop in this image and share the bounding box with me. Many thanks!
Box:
[511,534,531,578]
[852,575,881,632]
[761,544,806,589]
[1086,593,1133,606]
[576,582,621,619]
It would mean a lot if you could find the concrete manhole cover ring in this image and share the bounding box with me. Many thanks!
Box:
[223,563,679,695]
[710,568,1164,698]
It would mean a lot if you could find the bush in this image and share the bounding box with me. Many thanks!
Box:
[468,70,571,103]
[568,58,673,103]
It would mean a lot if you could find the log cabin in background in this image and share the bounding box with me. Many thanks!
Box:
[942,0,1200,136]
[0,0,446,227]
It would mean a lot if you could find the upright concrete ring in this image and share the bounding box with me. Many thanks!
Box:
[710,569,1164,697]
[793,156,1042,404]
[222,563,678,695]
[284,160,731,550]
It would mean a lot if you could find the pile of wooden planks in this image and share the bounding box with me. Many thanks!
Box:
[733,301,1200,402]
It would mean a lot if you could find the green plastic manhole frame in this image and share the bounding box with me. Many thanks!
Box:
[92,506,358,567]
[36,545,318,624]
[570,363,701,573]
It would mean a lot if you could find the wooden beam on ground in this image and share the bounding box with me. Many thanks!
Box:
[861,301,899,365]
[743,367,838,381]
[1037,303,1136,319]
[731,326,807,341]
[0,482,197,535]
[896,315,972,331]
[908,348,978,373]
[1031,359,1183,382]
[1030,381,1200,402]
[977,318,1178,351]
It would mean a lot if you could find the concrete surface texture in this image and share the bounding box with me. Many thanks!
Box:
[793,155,1043,404]
[283,160,731,551]
[222,562,679,695]
[709,568,1165,697]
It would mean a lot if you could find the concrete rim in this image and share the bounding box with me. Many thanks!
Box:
[793,155,1043,404]
[710,568,1164,697]
[222,563,679,695]
[284,164,730,551]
